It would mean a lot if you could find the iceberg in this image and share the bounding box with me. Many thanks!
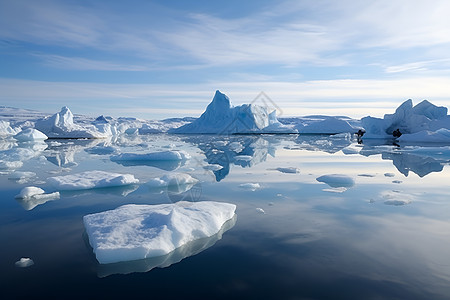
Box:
[35,106,109,139]
[14,128,48,142]
[0,120,20,138]
[147,173,199,194]
[83,201,236,264]
[398,128,450,143]
[15,257,34,268]
[316,174,355,188]
[274,167,300,174]
[171,90,297,134]
[361,99,450,139]
[48,170,139,190]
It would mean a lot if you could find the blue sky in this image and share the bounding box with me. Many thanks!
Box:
[1,0,450,119]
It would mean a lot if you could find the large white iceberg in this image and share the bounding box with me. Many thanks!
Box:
[48,170,139,190]
[172,90,297,134]
[361,99,450,139]
[83,201,236,264]
[35,106,109,139]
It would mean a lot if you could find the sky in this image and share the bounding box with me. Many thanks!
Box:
[1,0,450,119]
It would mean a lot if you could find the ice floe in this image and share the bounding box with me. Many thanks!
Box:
[239,183,261,191]
[83,201,236,264]
[14,186,60,210]
[147,173,198,194]
[316,174,355,188]
[274,167,300,174]
[48,170,139,190]
[111,150,190,162]
[15,257,34,268]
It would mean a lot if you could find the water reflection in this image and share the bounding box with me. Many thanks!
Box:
[96,214,237,277]
[44,139,102,167]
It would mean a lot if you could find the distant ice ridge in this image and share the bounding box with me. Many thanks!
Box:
[48,170,139,190]
[83,201,236,264]
[362,99,450,142]
[171,90,297,134]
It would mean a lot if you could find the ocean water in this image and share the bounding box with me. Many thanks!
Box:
[1,133,450,299]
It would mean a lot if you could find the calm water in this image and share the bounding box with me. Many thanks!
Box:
[1,134,450,300]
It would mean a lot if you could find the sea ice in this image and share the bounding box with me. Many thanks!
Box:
[83,201,236,264]
[48,170,139,190]
[14,128,48,142]
[398,128,450,143]
[146,173,199,194]
[316,174,355,188]
[15,257,34,268]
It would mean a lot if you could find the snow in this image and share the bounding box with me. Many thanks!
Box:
[15,258,34,268]
[48,170,139,190]
[83,201,236,264]
[172,90,297,134]
[14,128,48,141]
[35,106,109,139]
[111,150,191,162]
[316,174,355,188]
[361,99,450,140]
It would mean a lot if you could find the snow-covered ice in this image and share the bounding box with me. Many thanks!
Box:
[15,257,34,268]
[172,90,297,134]
[316,174,355,188]
[83,201,236,264]
[398,128,450,143]
[14,128,48,142]
[48,170,139,190]
[15,186,60,210]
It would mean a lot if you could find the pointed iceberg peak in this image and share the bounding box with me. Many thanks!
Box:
[209,90,232,111]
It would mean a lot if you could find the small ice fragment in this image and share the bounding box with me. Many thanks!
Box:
[275,167,300,174]
[358,174,376,177]
[384,173,395,177]
[256,208,265,214]
[392,180,403,184]
[48,170,139,190]
[322,187,348,193]
[239,183,260,191]
[15,258,34,268]
[203,164,223,171]
[235,155,252,161]
[268,202,274,206]
[316,174,355,188]
[15,186,45,199]
[384,199,411,206]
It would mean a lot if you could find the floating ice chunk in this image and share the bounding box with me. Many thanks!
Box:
[392,180,403,184]
[358,173,376,177]
[256,207,265,214]
[203,164,223,171]
[15,186,60,210]
[229,142,244,153]
[274,167,300,174]
[14,128,48,141]
[239,183,261,191]
[15,258,34,268]
[111,150,191,162]
[0,120,20,137]
[381,190,413,206]
[316,174,355,188]
[83,201,236,264]
[235,155,252,161]
[384,173,395,177]
[48,170,139,190]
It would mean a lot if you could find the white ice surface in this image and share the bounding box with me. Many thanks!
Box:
[239,183,261,191]
[297,117,358,134]
[147,173,198,188]
[83,201,236,264]
[398,128,450,143]
[316,174,355,188]
[172,90,296,134]
[15,186,60,210]
[274,167,300,174]
[48,170,139,190]
[15,258,34,268]
[14,128,48,141]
